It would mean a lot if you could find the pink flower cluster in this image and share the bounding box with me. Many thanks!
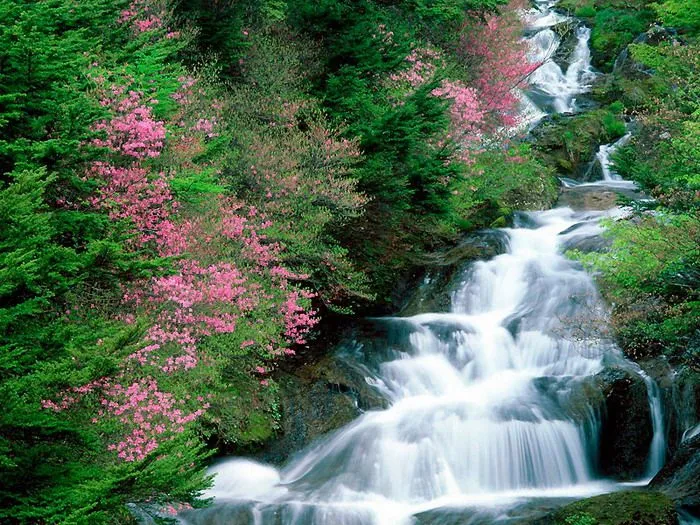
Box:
[41,376,209,461]
[43,1,320,463]
[460,0,540,128]
[281,290,319,345]
[87,87,186,255]
[119,0,166,34]
[432,80,487,153]
[100,378,209,462]
[92,96,166,158]
[390,48,442,88]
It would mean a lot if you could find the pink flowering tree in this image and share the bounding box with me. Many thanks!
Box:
[385,0,539,162]
[459,0,540,129]
[42,4,320,468]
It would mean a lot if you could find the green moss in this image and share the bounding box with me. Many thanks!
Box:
[576,5,597,17]
[532,109,626,177]
[553,491,678,525]
[490,216,508,228]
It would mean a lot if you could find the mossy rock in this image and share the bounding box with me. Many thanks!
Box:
[538,491,679,524]
[595,366,654,480]
[556,185,642,211]
[529,110,625,180]
[400,230,509,316]
[257,354,387,463]
[651,434,700,510]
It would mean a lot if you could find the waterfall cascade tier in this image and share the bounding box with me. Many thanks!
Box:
[181,207,665,525]
[179,2,669,524]
[523,0,596,116]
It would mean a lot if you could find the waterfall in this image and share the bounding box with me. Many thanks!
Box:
[526,20,595,113]
[179,2,671,524]
[181,208,654,525]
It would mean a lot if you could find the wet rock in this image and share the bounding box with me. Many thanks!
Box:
[551,19,583,70]
[400,230,509,316]
[562,231,612,253]
[638,360,700,459]
[259,354,386,464]
[595,367,654,480]
[179,502,259,525]
[559,220,612,253]
[126,504,158,525]
[533,490,679,525]
[413,508,499,525]
[528,111,623,180]
[651,435,700,513]
[614,26,682,79]
[557,186,622,210]
[674,369,700,444]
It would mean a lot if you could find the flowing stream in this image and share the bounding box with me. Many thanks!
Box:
[179,2,669,524]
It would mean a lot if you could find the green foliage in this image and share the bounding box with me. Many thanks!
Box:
[613,115,699,209]
[590,7,656,68]
[602,111,627,137]
[608,100,624,113]
[0,1,215,521]
[564,513,597,525]
[652,0,700,33]
[575,5,597,18]
[451,146,558,229]
[573,214,699,364]
[222,29,372,307]
[629,42,700,114]
[580,0,700,368]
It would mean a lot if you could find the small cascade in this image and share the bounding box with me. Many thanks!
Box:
[683,423,700,442]
[526,22,595,113]
[638,370,667,479]
[597,133,631,181]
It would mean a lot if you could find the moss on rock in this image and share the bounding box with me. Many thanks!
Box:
[541,491,679,525]
[529,109,626,180]
[258,354,387,463]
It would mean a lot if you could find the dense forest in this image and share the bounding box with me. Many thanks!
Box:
[0,0,697,523]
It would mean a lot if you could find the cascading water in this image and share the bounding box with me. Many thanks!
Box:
[596,133,631,182]
[182,209,631,525]
[524,0,595,115]
[179,3,670,524]
[638,370,666,479]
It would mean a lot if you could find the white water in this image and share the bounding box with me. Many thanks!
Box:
[597,133,631,181]
[182,209,630,525]
[179,4,671,524]
[524,0,595,115]
[638,370,666,478]
[181,207,667,525]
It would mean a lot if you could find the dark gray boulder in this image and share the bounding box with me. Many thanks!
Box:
[651,435,700,514]
[596,366,655,479]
